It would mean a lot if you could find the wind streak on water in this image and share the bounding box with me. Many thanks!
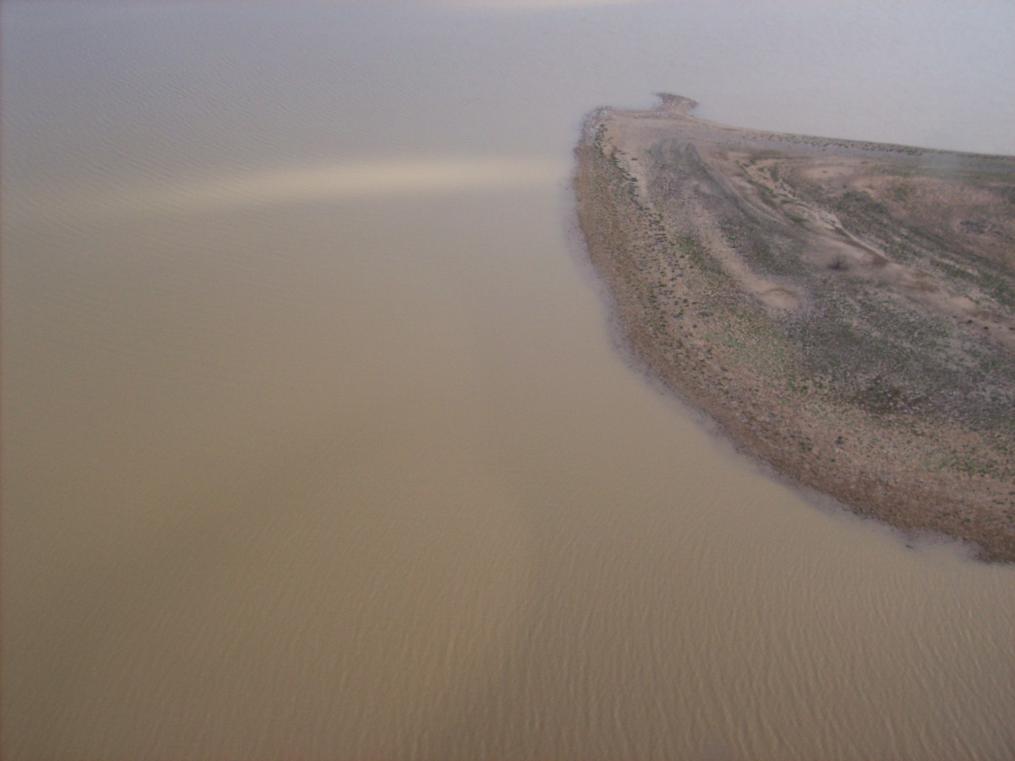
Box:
[10,156,566,223]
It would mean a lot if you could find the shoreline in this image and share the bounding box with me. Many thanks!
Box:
[574,95,1015,562]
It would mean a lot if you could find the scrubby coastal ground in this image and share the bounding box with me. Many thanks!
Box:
[575,94,1015,561]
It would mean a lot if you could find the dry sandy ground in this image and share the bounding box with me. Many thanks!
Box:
[575,94,1015,561]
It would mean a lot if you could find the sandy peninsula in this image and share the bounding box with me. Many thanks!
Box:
[575,94,1015,561]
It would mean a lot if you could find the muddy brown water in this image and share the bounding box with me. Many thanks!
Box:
[3,2,1014,759]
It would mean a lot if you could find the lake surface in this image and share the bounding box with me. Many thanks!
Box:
[3,2,1014,759]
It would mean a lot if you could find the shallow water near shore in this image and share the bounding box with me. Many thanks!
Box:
[3,2,1015,759]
